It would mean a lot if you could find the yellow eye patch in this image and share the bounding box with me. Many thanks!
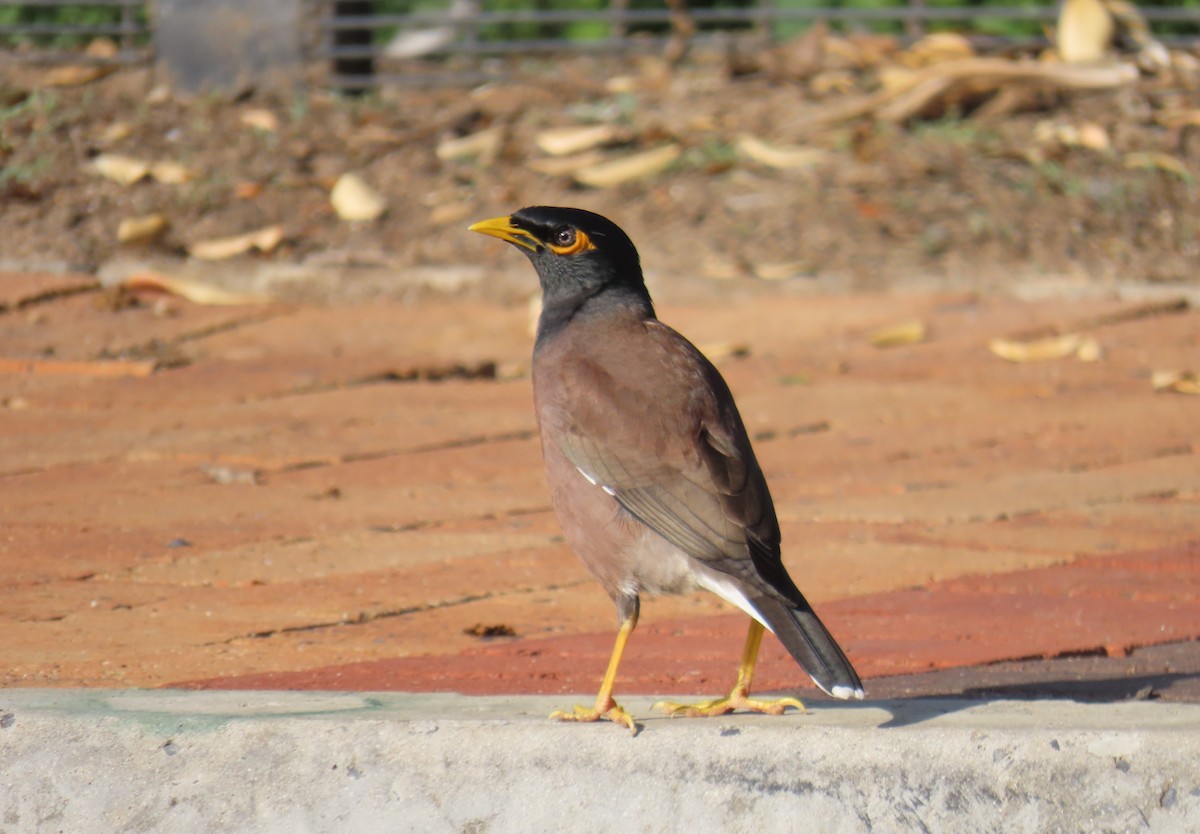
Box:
[547,229,596,256]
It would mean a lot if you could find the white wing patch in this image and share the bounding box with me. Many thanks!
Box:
[695,571,771,632]
[576,465,616,496]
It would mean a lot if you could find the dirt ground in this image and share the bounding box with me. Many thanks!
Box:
[3,43,1200,701]
[2,46,1199,296]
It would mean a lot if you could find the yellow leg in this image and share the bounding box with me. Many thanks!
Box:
[654,620,807,718]
[550,615,638,734]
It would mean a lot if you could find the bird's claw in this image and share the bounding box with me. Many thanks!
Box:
[550,702,638,735]
[654,693,806,718]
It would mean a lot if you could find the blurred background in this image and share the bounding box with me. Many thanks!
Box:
[2,1,1198,703]
[1,0,1198,302]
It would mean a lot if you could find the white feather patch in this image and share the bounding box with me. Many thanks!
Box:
[576,465,617,496]
[695,572,771,632]
[831,684,866,700]
[575,466,599,486]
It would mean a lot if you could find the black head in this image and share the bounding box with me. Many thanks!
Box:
[469,206,654,332]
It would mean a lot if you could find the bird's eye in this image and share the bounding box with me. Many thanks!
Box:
[547,226,596,256]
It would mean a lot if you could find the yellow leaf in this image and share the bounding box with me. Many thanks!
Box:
[44,39,118,86]
[528,150,607,177]
[330,173,387,222]
[1077,122,1111,152]
[1124,152,1191,180]
[150,160,193,185]
[870,320,928,348]
[1057,0,1113,63]
[240,108,279,132]
[436,126,504,163]
[95,121,131,146]
[120,272,269,306]
[189,225,284,261]
[1075,337,1103,362]
[1152,370,1200,394]
[117,213,169,244]
[989,333,1082,362]
[736,135,827,170]
[899,33,975,68]
[572,144,681,188]
[534,125,626,157]
[91,153,149,186]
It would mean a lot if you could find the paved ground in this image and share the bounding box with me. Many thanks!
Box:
[2,270,1198,704]
[5,690,1199,833]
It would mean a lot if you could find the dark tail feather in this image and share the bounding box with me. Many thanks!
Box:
[754,595,864,700]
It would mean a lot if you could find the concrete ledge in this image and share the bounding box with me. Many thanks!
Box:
[3,690,1198,833]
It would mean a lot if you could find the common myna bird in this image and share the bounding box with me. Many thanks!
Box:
[470,207,863,733]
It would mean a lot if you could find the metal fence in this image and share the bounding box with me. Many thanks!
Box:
[2,0,1199,89]
[0,0,149,64]
[317,1,1200,88]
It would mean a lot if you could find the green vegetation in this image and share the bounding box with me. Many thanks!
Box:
[1,0,1196,51]
[0,3,147,48]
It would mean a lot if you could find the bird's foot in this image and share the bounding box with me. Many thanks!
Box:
[654,690,806,718]
[550,700,638,735]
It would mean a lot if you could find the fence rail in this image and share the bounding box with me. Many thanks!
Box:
[1,0,1198,87]
[0,0,149,64]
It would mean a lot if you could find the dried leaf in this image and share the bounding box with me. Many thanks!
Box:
[1075,336,1103,362]
[189,225,284,261]
[528,150,607,177]
[1157,108,1200,129]
[737,135,827,170]
[899,33,975,68]
[436,126,504,163]
[95,121,131,146]
[42,64,115,87]
[534,124,626,156]
[870,320,928,348]
[572,144,682,188]
[823,36,869,70]
[809,69,857,97]
[330,173,387,222]
[120,272,269,305]
[605,76,639,94]
[233,181,264,200]
[863,59,1137,126]
[1152,370,1200,394]
[200,464,260,485]
[91,154,150,186]
[117,213,169,244]
[1077,122,1111,152]
[240,108,279,132]
[989,333,1083,362]
[1057,0,1114,63]
[144,84,171,105]
[1037,120,1111,153]
[877,66,919,93]
[84,37,118,59]
[41,39,119,87]
[1124,152,1191,180]
[150,160,193,185]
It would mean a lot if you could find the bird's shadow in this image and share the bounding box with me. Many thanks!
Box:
[846,669,1199,729]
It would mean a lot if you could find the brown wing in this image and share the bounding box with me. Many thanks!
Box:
[549,320,789,593]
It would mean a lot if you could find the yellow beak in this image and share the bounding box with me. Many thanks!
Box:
[468,216,540,252]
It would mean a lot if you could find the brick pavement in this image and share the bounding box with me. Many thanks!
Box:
[1,271,1197,700]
